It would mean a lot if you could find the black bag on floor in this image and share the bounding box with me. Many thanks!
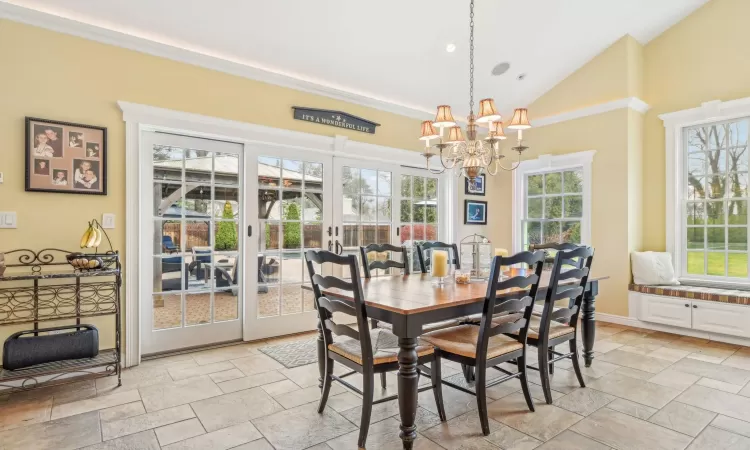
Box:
[2,325,99,371]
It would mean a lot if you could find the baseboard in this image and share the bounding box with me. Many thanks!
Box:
[596,312,750,347]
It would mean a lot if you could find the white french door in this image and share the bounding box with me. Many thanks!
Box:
[141,132,244,355]
[140,132,453,348]
[244,145,333,340]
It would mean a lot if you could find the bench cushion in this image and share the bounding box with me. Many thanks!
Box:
[629,284,750,306]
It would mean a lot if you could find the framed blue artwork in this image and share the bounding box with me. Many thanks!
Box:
[464,174,485,195]
[464,200,487,225]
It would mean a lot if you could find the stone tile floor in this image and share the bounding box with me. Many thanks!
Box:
[2,323,750,449]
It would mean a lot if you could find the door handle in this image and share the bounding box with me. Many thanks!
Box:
[328,240,333,252]
[247,225,252,237]
[335,240,343,255]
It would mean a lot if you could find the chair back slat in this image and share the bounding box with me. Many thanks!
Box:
[473,251,545,363]
[551,306,578,322]
[535,245,595,342]
[529,242,585,268]
[312,274,355,292]
[326,320,360,341]
[416,241,460,273]
[305,250,375,369]
[489,316,528,337]
[360,244,410,279]
[492,296,533,316]
[317,296,357,316]
[494,274,540,293]
[557,267,589,281]
[551,285,584,302]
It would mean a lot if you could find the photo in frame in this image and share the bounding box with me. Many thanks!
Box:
[25,117,107,195]
[464,174,486,195]
[464,199,487,225]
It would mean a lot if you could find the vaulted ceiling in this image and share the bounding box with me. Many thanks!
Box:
[1,0,709,118]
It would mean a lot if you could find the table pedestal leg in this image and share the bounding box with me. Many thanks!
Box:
[581,290,596,367]
[397,337,418,449]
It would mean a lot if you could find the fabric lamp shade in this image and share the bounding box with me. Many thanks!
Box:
[419,121,439,141]
[433,105,457,127]
[507,108,531,129]
[476,98,501,123]
[485,121,506,140]
[446,126,465,143]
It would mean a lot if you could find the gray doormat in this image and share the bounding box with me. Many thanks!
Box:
[260,339,318,369]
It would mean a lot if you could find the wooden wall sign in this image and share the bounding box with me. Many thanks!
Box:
[292,107,380,134]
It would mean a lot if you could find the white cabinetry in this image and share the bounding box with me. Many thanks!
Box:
[637,294,692,328]
[637,294,750,339]
[691,300,750,338]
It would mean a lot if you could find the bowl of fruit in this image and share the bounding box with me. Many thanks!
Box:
[66,221,109,271]
[67,253,105,271]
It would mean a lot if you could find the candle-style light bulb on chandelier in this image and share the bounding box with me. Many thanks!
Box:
[420,0,532,186]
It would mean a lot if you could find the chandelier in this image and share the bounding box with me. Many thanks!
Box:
[419,0,532,185]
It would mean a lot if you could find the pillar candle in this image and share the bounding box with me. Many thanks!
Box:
[431,250,449,278]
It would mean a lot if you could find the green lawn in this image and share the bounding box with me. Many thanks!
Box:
[687,252,747,277]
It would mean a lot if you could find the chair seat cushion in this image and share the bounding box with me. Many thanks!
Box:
[377,319,462,333]
[493,315,574,339]
[328,328,433,365]
[421,325,523,359]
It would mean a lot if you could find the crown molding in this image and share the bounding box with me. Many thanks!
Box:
[0,1,433,120]
[659,97,750,128]
[532,97,651,128]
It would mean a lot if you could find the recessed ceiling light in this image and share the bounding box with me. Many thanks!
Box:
[491,62,510,76]
[446,43,456,53]
[517,73,527,81]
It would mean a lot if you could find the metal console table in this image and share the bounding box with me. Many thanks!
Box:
[0,248,121,392]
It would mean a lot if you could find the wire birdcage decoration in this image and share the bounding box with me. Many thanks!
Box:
[460,234,492,280]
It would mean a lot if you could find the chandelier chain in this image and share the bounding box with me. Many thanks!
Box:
[469,0,474,114]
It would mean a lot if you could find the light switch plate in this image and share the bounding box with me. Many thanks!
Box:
[0,212,17,228]
[0,172,4,183]
[102,213,115,229]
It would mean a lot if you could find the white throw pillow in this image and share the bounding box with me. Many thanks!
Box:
[631,252,680,286]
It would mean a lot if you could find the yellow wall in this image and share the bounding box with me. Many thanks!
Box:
[0,20,426,355]
[642,0,750,250]
[487,35,646,316]
[528,35,642,119]
[493,110,634,316]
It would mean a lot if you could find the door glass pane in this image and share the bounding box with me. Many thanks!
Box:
[153,146,183,182]
[259,157,281,187]
[151,140,242,335]
[282,160,303,189]
[153,293,182,330]
[215,289,238,322]
[215,153,239,185]
[186,292,211,326]
[258,156,327,318]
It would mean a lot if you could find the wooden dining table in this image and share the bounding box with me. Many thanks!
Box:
[308,269,607,449]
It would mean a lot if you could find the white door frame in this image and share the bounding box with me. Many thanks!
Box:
[120,101,450,366]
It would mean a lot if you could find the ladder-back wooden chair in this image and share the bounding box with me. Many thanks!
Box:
[360,243,462,389]
[305,249,446,449]
[416,241,461,274]
[421,250,545,435]
[504,246,594,404]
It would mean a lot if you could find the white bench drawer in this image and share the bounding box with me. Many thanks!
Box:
[637,294,692,328]
[691,300,750,338]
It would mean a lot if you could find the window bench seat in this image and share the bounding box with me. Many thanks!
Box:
[628,284,750,341]
[628,284,750,306]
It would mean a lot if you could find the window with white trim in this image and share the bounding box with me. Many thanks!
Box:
[513,151,594,253]
[683,118,749,279]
